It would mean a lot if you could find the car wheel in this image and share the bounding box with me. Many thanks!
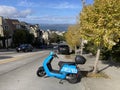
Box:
[16,50,19,52]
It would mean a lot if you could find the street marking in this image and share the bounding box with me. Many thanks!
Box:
[0,51,49,64]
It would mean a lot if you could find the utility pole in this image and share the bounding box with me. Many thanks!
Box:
[81,0,86,7]
[80,0,86,55]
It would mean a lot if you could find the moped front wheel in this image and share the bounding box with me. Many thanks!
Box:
[37,66,46,77]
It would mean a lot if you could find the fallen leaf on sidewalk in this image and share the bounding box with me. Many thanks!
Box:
[87,72,110,79]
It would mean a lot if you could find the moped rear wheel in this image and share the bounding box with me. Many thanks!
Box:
[37,66,46,77]
[67,72,81,84]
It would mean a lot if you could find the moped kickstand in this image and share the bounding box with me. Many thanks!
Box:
[44,76,49,78]
[59,79,63,84]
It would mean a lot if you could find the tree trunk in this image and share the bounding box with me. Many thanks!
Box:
[6,37,9,50]
[75,45,77,55]
[92,48,101,74]
[80,38,84,55]
[2,38,6,48]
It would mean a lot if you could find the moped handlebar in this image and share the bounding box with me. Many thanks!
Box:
[49,51,59,58]
[53,53,59,58]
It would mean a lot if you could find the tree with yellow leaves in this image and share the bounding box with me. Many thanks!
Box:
[65,24,80,52]
[80,0,120,73]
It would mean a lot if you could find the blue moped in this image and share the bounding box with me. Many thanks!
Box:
[36,51,86,84]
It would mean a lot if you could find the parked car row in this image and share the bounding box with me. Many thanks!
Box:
[16,44,33,52]
[16,43,69,54]
[53,44,70,55]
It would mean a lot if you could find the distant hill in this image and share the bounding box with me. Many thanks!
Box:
[39,24,74,31]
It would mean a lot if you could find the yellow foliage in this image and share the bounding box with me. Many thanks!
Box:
[79,0,120,49]
[65,25,81,49]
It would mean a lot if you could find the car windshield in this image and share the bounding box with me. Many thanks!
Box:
[19,44,29,47]
[59,45,69,48]
[19,44,25,47]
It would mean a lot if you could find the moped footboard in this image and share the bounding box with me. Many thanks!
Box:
[60,64,78,74]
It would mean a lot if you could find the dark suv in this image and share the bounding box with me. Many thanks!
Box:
[58,45,69,55]
[16,44,33,52]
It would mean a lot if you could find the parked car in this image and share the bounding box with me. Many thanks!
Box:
[53,45,59,53]
[58,44,69,55]
[16,44,33,52]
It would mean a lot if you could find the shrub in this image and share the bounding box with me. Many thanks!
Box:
[111,41,120,62]
[84,41,97,56]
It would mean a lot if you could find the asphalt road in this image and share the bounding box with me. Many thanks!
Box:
[0,50,85,90]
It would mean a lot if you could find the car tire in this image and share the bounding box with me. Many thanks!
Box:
[17,50,19,52]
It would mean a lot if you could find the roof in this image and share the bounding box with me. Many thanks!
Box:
[5,19,20,30]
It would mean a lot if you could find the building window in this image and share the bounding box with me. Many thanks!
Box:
[16,24,20,29]
[4,26,9,30]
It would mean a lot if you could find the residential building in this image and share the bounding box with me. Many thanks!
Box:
[42,30,50,45]
[20,22,41,38]
[0,16,4,37]
[29,24,40,38]
[55,31,65,36]
[20,22,29,30]
[0,16,4,47]
[0,16,43,48]
[41,29,66,45]
[4,18,21,36]
[3,18,21,47]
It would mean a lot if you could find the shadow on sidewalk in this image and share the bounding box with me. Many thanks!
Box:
[98,64,112,73]
[97,61,120,73]
[81,71,89,77]
[102,61,120,68]
[84,53,120,73]
[0,56,13,60]
[81,68,93,78]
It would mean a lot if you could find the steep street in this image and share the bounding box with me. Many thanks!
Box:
[0,50,85,90]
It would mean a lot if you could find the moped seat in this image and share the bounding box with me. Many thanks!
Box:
[58,61,75,68]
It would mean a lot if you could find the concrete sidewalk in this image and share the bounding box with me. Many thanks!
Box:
[59,54,120,90]
[80,54,120,90]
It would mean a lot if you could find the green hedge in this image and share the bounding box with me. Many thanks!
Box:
[84,41,120,62]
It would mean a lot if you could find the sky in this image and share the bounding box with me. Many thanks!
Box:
[0,0,94,24]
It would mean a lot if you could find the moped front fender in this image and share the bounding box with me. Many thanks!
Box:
[43,54,66,79]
